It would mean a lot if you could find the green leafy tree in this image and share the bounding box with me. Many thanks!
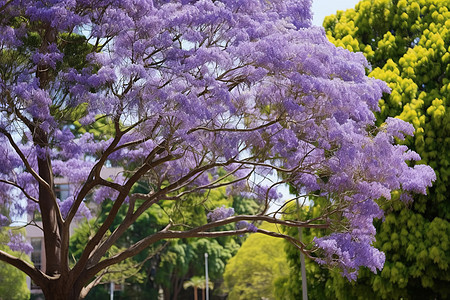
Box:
[273,199,337,300]
[293,0,450,298]
[183,276,204,300]
[223,223,289,300]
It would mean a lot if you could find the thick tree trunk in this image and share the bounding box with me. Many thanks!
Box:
[41,278,84,300]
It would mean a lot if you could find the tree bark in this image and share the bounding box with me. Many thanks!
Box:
[39,277,84,300]
[35,129,62,276]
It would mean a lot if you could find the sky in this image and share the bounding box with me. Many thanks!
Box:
[311,0,361,26]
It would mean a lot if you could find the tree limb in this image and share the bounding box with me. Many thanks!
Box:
[0,128,52,194]
[0,250,48,287]
[0,179,39,203]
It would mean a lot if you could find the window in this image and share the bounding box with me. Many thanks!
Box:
[55,184,70,201]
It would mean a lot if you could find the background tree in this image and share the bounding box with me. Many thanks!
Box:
[183,276,204,300]
[273,199,335,300]
[71,184,258,300]
[0,0,436,299]
[0,227,31,300]
[152,191,258,300]
[223,222,289,300]
[280,0,450,298]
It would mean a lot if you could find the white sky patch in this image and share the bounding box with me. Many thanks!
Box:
[311,0,361,26]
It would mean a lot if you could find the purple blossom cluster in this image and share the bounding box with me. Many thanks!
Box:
[0,0,436,281]
[239,184,283,204]
[6,231,33,255]
[207,205,235,222]
[236,221,258,233]
[58,196,92,220]
[0,214,9,227]
[314,233,386,281]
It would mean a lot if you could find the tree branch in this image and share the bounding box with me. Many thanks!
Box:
[85,211,329,279]
[72,146,175,275]
[0,250,48,287]
[0,128,52,194]
[0,179,39,203]
[187,118,280,134]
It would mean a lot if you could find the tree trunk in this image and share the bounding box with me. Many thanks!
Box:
[163,286,171,300]
[35,22,63,278]
[194,287,198,300]
[36,132,62,276]
[41,279,84,300]
[171,275,184,300]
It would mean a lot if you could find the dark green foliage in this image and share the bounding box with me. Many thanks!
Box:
[58,33,95,71]
[70,184,258,299]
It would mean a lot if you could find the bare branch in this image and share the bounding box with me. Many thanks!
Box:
[0,179,39,203]
[0,0,14,12]
[85,211,329,278]
[183,215,330,233]
[255,228,316,260]
[175,164,251,198]
[72,149,175,274]
[80,268,109,299]
[187,118,280,134]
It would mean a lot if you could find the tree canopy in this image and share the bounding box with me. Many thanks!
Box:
[0,0,436,299]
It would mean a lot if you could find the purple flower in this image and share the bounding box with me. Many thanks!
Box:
[236,221,258,233]
[7,231,33,255]
[207,205,235,222]
[0,214,9,227]
[59,197,92,220]
[314,232,386,281]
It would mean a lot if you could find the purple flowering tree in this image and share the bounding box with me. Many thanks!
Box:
[0,0,435,299]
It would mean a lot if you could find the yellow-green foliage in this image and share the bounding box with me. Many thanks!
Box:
[223,223,289,300]
[322,0,450,298]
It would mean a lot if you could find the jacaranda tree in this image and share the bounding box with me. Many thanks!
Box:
[0,0,436,299]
